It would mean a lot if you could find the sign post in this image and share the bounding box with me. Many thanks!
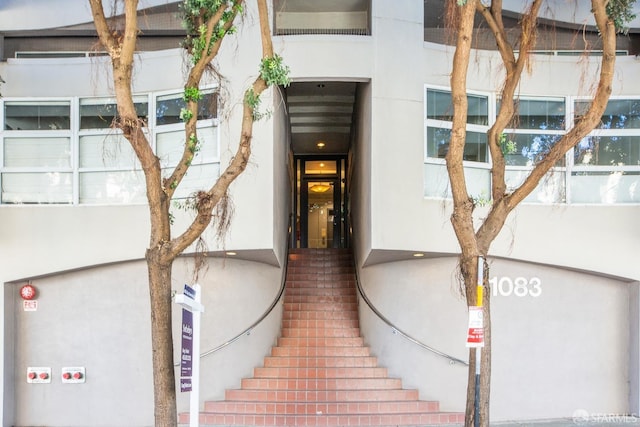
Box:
[175,284,205,427]
[466,257,485,427]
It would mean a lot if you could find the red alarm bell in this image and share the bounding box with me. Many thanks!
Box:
[20,284,36,301]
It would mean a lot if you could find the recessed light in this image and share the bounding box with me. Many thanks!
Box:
[226,251,237,256]
[413,253,425,257]
[317,141,325,148]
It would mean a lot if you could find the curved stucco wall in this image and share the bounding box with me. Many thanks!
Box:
[6,257,282,426]
[359,256,630,421]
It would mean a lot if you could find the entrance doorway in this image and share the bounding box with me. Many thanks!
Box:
[295,157,348,248]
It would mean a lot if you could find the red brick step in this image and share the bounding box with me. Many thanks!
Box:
[179,248,463,426]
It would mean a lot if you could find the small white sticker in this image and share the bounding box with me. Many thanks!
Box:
[23,300,38,312]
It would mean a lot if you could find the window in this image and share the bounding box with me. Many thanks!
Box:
[424,87,491,199]
[156,91,217,126]
[80,97,148,129]
[575,135,640,166]
[570,98,640,203]
[502,98,565,130]
[4,137,70,168]
[500,97,566,167]
[575,99,640,130]
[2,101,72,203]
[425,88,490,161]
[426,89,488,125]
[426,128,488,162]
[5,101,70,131]
[1,89,220,205]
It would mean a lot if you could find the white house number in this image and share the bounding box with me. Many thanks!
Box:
[489,276,542,297]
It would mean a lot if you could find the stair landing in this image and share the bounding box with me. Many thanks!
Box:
[179,248,464,426]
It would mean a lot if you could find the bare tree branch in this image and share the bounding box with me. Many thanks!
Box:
[504,0,615,209]
[163,2,238,201]
[447,0,479,257]
[168,0,274,258]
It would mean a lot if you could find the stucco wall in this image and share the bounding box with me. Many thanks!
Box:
[6,257,281,427]
[358,256,631,420]
[364,7,640,282]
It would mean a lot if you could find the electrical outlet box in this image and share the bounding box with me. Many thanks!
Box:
[27,367,51,384]
[61,367,86,384]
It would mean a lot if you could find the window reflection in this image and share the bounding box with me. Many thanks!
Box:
[156,91,218,125]
[80,98,148,129]
[5,102,70,130]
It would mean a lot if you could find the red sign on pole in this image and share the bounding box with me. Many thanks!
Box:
[466,306,484,348]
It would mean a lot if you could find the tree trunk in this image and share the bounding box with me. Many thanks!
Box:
[461,254,491,427]
[146,248,177,427]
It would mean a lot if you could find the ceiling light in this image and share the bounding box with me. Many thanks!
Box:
[317,141,325,149]
[226,251,237,256]
[310,184,331,193]
[413,253,425,257]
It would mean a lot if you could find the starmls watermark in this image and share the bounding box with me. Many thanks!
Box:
[573,409,640,425]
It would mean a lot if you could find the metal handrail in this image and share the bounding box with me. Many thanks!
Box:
[183,216,292,362]
[352,252,469,366]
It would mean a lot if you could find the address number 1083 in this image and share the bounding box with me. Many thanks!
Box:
[488,276,542,298]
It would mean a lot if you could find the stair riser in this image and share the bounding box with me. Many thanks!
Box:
[288,267,354,275]
[285,281,356,289]
[284,295,357,304]
[224,388,420,402]
[270,347,371,357]
[277,337,364,347]
[282,319,359,329]
[253,367,388,379]
[263,356,378,368]
[282,311,359,320]
[287,271,356,284]
[184,413,465,427]
[281,328,361,338]
[240,378,403,390]
[284,303,358,312]
[285,288,355,297]
[204,400,440,414]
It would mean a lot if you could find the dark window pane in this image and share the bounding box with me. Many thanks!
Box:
[426,89,488,125]
[575,135,640,166]
[503,133,563,166]
[427,127,487,162]
[80,100,148,129]
[499,98,565,130]
[156,91,218,125]
[575,99,640,129]
[5,102,70,130]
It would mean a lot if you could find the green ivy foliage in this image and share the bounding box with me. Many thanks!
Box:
[183,87,203,102]
[499,133,517,156]
[246,55,291,121]
[607,0,637,34]
[179,108,194,122]
[259,54,291,87]
[180,0,242,64]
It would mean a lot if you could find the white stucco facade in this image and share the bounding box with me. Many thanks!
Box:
[1,1,639,426]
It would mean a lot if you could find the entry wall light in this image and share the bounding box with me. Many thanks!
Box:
[310,184,331,193]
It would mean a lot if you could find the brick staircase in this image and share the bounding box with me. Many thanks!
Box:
[180,248,464,426]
